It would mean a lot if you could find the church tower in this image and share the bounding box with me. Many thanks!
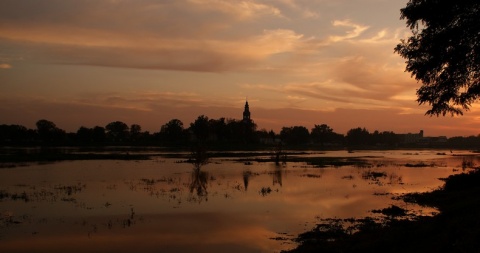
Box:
[243,100,251,123]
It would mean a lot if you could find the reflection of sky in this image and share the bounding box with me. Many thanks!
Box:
[0,151,470,252]
[1,215,281,253]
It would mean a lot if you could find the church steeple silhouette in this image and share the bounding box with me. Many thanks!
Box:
[243,99,251,123]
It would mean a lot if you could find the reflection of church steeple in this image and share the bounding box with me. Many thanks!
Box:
[243,100,251,123]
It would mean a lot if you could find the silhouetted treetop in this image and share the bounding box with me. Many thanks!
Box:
[36,119,65,143]
[395,0,480,116]
[311,124,343,146]
[36,119,57,135]
[190,115,210,141]
[280,126,310,145]
[160,119,185,142]
[346,127,371,146]
[105,121,129,142]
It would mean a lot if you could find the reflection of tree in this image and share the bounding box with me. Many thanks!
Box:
[272,165,283,187]
[189,144,209,170]
[188,144,210,202]
[243,170,252,191]
[273,143,286,165]
[189,167,209,200]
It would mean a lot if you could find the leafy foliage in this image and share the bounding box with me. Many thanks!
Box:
[395,0,480,116]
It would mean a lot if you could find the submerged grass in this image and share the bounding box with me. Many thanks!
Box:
[233,156,373,168]
[1,148,375,170]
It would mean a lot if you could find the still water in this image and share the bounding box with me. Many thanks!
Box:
[0,150,477,253]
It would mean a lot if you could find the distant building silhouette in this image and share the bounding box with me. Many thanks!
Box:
[397,130,447,146]
[243,100,252,123]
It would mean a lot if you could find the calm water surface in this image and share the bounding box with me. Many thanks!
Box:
[0,150,477,253]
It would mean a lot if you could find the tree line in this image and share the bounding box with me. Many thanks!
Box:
[1,117,479,149]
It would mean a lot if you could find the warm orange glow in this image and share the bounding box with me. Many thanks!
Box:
[0,0,478,136]
[0,152,463,252]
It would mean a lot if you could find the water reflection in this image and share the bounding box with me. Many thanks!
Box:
[243,170,252,191]
[188,144,210,202]
[272,165,284,186]
[189,144,209,170]
[189,167,209,202]
[0,150,475,253]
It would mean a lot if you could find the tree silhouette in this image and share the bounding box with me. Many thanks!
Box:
[239,119,257,144]
[209,118,228,142]
[76,126,93,144]
[160,119,185,143]
[0,124,33,144]
[105,121,129,142]
[130,124,142,142]
[36,119,65,144]
[372,131,399,147]
[92,126,106,143]
[280,126,310,145]
[36,119,56,140]
[4,116,464,148]
[346,127,371,147]
[190,115,210,142]
[395,0,480,116]
[76,126,106,144]
[311,124,334,146]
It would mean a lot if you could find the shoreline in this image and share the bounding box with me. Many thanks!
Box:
[284,168,480,253]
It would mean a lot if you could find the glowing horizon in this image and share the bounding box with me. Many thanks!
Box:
[1,0,479,137]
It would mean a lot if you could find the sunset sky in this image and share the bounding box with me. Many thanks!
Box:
[1,0,479,137]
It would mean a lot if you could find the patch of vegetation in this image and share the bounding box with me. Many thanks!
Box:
[404,162,434,167]
[361,171,387,183]
[54,183,86,195]
[259,187,272,196]
[139,178,158,186]
[0,212,26,228]
[304,157,372,168]
[0,183,86,205]
[301,174,322,178]
[10,192,30,202]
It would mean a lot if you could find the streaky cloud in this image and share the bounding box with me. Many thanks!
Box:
[0,63,12,69]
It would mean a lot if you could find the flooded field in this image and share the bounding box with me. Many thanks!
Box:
[0,149,477,253]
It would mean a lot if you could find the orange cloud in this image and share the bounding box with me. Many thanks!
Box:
[329,20,370,42]
[2,93,480,137]
[1,0,478,137]
[0,63,11,69]
[188,0,282,20]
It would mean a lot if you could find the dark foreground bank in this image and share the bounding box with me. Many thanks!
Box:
[285,168,480,253]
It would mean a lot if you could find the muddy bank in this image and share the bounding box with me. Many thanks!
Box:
[285,168,480,253]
